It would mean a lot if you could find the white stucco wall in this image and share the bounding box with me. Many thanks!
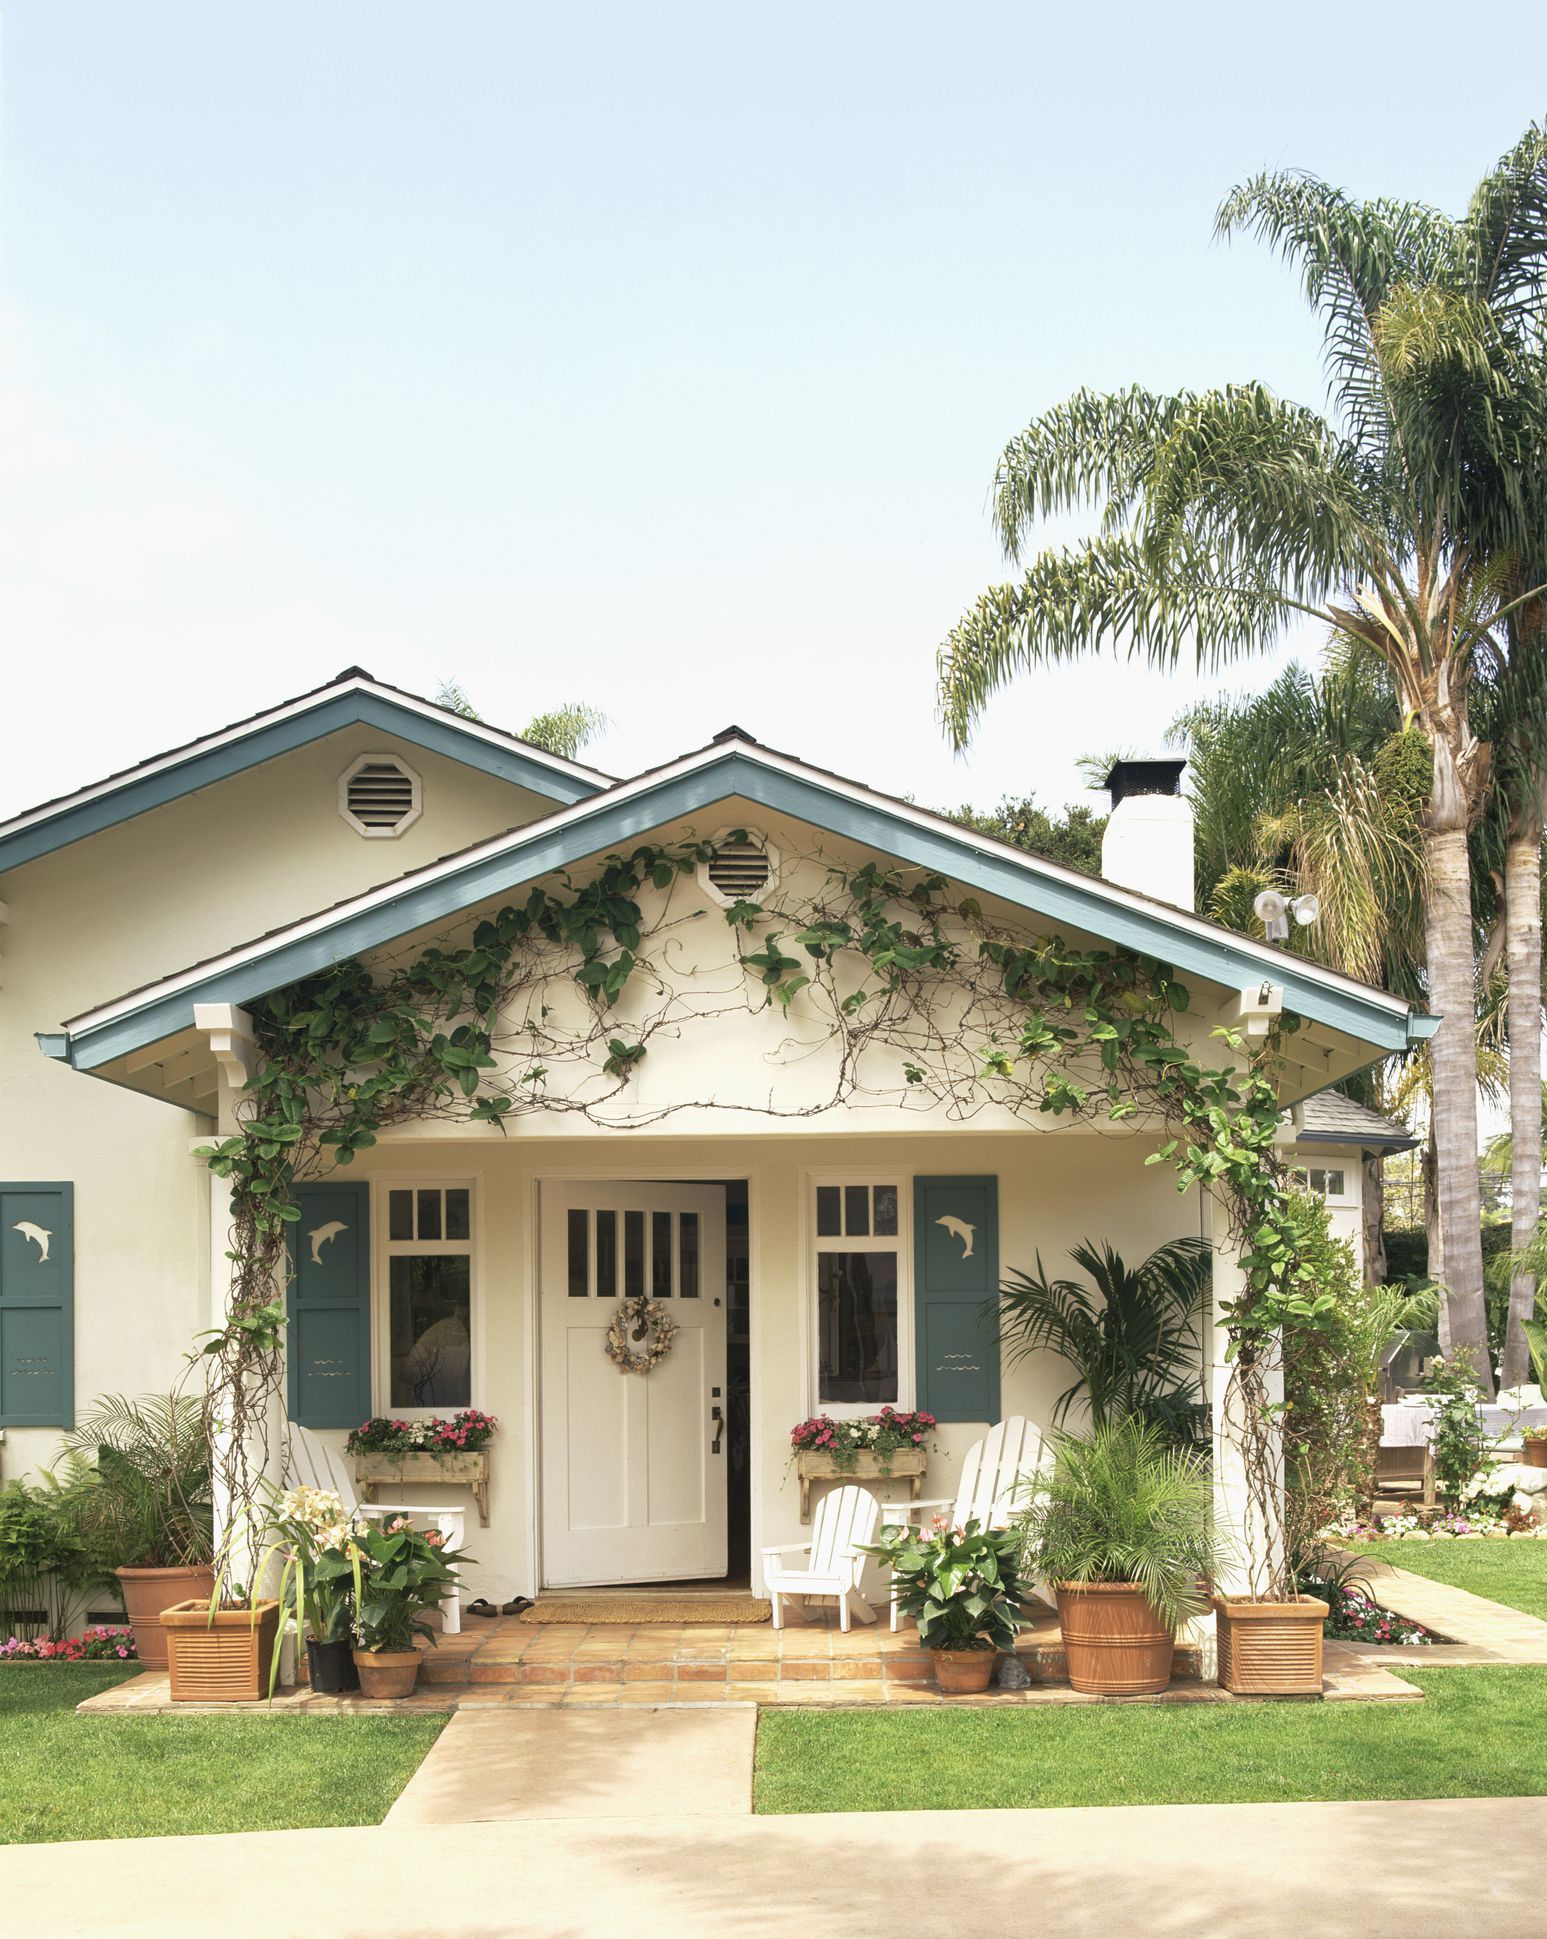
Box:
[0,728,560,1489]
[304,1124,1201,1606]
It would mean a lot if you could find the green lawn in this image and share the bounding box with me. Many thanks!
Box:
[1347,1539,1547,1622]
[0,1667,445,1844]
[754,1667,1547,1813]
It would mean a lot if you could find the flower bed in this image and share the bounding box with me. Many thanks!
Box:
[1,1627,137,1662]
[1297,1572,1434,1645]
[345,1409,496,1454]
[1335,1510,1547,1543]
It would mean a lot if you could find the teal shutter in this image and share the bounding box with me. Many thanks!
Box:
[914,1175,999,1423]
[287,1182,371,1429]
[0,1183,74,1428]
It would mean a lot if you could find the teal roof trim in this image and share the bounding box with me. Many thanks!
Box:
[0,691,603,875]
[48,747,1430,1074]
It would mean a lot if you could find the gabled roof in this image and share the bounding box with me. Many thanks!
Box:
[1296,1090,1419,1153]
[41,727,1437,1086]
[0,668,611,874]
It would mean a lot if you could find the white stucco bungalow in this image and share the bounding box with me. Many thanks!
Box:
[0,671,1433,1605]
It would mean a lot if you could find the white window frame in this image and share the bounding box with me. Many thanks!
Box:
[371,1178,480,1417]
[1294,1162,1355,1207]
[805,1170,913,1418]
[338,751,424,839]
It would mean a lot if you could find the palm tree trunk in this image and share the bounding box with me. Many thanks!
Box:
[1503,819,1543,1387]
[1424,818,1493,1394]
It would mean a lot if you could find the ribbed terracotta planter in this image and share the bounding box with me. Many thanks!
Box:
[114,1566,216,1671]
[1055,1581,1173,1695]
[931,1646,996,1695]
[1524,1439,1547,1470]
[1214,1595,1327,1697]
[352,1648,420,1698]
[161,1598,281,1702]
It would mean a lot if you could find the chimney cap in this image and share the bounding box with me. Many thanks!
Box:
[1103,757,1186,808]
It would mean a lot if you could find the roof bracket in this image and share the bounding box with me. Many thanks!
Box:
[1224,981,1284,1039]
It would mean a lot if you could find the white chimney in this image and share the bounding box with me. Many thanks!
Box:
[1100,759,1195,912]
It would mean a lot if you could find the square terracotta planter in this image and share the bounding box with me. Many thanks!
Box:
[161,1598,282,1703]
[1214,1594,1327,1697]
[1523,1439,1547,1469]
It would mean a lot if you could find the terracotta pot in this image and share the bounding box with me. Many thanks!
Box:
[1214,1595,1327,1697]
[1523,1439,1547,1470]
[161,1598,281,1702]
[306,1637,360,1694]
[1055,1581,1174,1695]
[931,1646,996,1695]
[114,1566,216,1671]
[353,1647,420,1698]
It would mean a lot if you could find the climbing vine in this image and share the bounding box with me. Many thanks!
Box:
[198,834,1329,1599]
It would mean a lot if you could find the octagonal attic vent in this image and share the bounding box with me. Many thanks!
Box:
[699,832,778,907]
[339,754,423,838]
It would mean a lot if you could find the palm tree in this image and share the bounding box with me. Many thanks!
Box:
[997,1235,1210,1446]
[1171,654,1428,994]
[937,130,1547,1393]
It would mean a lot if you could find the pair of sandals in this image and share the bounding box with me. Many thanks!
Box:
[466,1596,533,1619]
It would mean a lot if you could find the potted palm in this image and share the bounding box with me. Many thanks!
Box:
[351,1517,461,1698]
[58,1395,214,1670]
[1014,1420,1226,1696]
[867,1515,1027,1692]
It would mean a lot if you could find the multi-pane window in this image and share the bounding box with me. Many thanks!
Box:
[564,1204,701,1299]
[385,1186,472,1409]
[814,1181,903,1409]
[1295,1166,1349,1203]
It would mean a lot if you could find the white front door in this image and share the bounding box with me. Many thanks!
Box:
[540,1182,728,1587]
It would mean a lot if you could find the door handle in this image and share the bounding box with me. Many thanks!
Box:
[710,1405,725,1455]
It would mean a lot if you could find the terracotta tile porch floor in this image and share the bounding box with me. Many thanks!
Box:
[76,1602,1429,1713]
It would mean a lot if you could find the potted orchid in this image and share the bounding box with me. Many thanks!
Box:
[260,1484,361,1694]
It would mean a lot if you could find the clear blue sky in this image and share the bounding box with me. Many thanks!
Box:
[3,4,1545,819]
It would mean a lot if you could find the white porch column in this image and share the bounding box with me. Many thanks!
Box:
[1207,1185,1284,1600]
[193,1005,283,1587]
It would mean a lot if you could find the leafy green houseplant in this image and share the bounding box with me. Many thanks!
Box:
[866,1516,1027,1693]
[57,1395,214,1669]
[1014,1420,1225,1696]
[350,1517,461,1698]
[997,1236,1210,1446]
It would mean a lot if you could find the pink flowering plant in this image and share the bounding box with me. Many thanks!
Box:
[345,1410,497,1455]
[789,1409,936,1474]
[865,1514,1028,1652]
[350,1516,463,1654]
[0,1626,136,1663]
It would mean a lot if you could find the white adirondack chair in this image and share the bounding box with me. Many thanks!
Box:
[286,1424,466,1635]
[761,1484,881,1631]
[880,1415,1050,1630]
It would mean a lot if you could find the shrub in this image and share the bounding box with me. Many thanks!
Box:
[1281,1193,1404,1546]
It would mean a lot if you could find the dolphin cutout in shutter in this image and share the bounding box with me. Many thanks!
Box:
[12,1221,52,1263]
[307,1221,349,1265]
[935,1216,975,1259]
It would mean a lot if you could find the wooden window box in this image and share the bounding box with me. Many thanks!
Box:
[353,1449,491,1527]
[795,1448,927,1522]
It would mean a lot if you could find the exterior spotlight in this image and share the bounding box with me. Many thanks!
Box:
[1253,888,1320,944]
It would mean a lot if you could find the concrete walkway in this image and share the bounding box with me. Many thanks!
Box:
[3,1797,1542,1938]
[384,1707,756,1823]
